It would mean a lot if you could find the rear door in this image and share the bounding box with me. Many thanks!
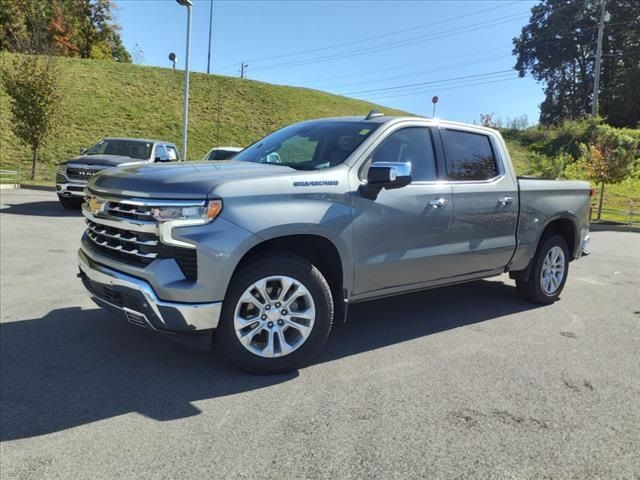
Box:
[439,127,519,276]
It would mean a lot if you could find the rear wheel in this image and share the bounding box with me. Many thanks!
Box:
[217,254,334,374]
[516,234,569,304]
[58,197,83,210]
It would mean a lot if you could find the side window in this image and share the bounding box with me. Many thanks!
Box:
[368,127,436,182]
[442,129,498,181]
[154,145,168,161]
[166,146,179,161]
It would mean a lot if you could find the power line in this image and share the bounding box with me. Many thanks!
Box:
[295,45,511,86]
[342,69,514,96]
[326,53,512,91]
[247,13,528,73]
[357,72,518,101]
[227,1,520,67]
[358,74,519,102]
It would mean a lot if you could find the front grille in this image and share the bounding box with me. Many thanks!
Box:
[83,196,199,280]
[66,166,105,180]
[85,219,158,266]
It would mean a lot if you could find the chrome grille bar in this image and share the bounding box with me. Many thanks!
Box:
[86,231,158,259]
[85,219,158,246]
[82,205,158,233]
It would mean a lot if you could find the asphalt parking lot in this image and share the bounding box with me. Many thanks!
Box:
[1,188,639,479]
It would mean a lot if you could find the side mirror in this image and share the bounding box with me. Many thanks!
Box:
[80,148,88,155]
[155,157,170,162]
[367,162,412,190]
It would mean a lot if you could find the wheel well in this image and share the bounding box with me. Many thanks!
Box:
[235,234,344,305]
[541,218,576,258]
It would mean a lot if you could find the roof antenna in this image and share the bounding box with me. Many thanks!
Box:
[365,109,384,120]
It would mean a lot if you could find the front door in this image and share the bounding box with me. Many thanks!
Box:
[351,126,453,295]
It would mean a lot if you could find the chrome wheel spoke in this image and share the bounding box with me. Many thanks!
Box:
[238,323,263,346]
[284,318,312,337]
[278,277,295,302]
[290,305,315,321]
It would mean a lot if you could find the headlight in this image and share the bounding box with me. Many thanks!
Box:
[155,200,223,248]
[57,165,67,174]
[151,199,222,223]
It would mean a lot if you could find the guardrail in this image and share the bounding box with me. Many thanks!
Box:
[594,204,639,225]
[0,169,20,185]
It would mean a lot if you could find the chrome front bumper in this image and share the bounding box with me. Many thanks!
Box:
[78,249,222,332]
[57,181,87,198]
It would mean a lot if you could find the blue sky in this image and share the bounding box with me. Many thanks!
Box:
[116,0,543,124]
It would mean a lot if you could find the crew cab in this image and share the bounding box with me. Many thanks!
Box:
[77,113,591,373]
[56,137,179,209]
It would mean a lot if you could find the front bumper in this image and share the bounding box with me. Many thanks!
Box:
[78,248,222,333]
[57,181,87,198]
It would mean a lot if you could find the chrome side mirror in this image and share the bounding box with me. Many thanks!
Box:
[367,162,412,189]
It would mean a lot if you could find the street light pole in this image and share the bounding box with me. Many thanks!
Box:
[177,0,193,161]
[207,0,213,74]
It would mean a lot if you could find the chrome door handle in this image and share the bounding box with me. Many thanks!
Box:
[428,197,449,208]
[498,195,514,206]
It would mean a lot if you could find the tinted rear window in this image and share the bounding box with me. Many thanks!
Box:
[442,129,498,181]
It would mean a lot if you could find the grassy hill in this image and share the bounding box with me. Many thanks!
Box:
[0,53,409,180]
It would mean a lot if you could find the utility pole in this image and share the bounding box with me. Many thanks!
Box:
[240,62,248,79]
[592,0,606,116]
[206,0,213,74]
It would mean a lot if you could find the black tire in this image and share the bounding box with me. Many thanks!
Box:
[59,197,82,210]
[217,254,334,374]
[516,234,570,305]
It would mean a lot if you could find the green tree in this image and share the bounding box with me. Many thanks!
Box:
[513,0,640,128]
[1,55,61,180]
[579,124,639,219]
[0,0,130,62]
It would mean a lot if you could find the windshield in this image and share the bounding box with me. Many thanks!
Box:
[206,149,240,161]
[233,121,379,170]
[87,139,153,160]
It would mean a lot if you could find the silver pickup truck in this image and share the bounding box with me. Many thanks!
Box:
[78,113,591,373]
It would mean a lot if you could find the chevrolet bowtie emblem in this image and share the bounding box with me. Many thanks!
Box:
[88,196,104,215]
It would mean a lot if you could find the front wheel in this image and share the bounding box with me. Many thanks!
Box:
[217,254,334,374]
[516,234,569,304]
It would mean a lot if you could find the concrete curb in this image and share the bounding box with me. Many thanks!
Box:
[590,222,640,233]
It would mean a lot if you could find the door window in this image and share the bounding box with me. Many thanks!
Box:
[367,127,437,181]
[165,146,179,161]
[154,145,169,161]
[442,129,498,181]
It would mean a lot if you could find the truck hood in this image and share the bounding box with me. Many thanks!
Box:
[64,154,145,168]
[88,160,295,199]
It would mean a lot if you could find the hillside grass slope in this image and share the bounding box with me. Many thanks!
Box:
[0,53,408,179]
